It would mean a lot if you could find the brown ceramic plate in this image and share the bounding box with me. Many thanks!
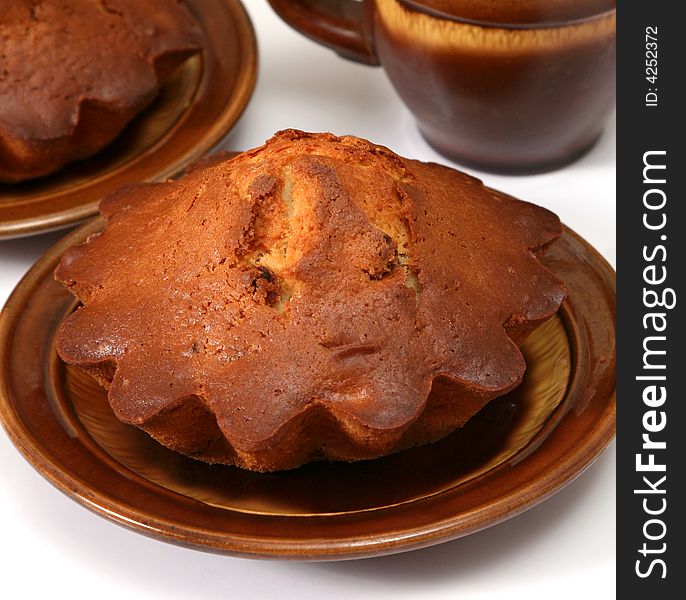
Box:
[0,220,615,560]
[0,0,257,240]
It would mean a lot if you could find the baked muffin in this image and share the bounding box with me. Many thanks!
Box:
[0,0,203,182]
[55,130,566,472]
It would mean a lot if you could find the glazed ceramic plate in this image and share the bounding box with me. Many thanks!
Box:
[0,220,615,560]
[0,0,256,240]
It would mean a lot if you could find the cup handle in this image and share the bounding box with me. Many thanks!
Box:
[267,0,379,65]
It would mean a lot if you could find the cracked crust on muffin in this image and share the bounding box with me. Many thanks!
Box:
[55,130,566,471]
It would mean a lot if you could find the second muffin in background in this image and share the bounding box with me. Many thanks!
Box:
[0,0,204,182]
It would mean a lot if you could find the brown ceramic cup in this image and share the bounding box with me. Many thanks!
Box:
[267,0,616,174]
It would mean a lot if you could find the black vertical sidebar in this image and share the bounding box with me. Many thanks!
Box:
[617,3,685,596]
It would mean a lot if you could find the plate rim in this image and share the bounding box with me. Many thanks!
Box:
[0,218,616,560]
[0,0,258,240]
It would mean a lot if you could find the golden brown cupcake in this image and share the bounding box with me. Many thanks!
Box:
[0,0,203,182]
[55,130,566,471]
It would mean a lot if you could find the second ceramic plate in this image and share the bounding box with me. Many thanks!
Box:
[0,220,615,559]
[0,0,257,239]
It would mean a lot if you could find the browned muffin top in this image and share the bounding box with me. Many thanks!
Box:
[0,0,203,141]
[55,130,565,456]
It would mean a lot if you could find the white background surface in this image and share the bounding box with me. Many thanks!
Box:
[0,2,615,598]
